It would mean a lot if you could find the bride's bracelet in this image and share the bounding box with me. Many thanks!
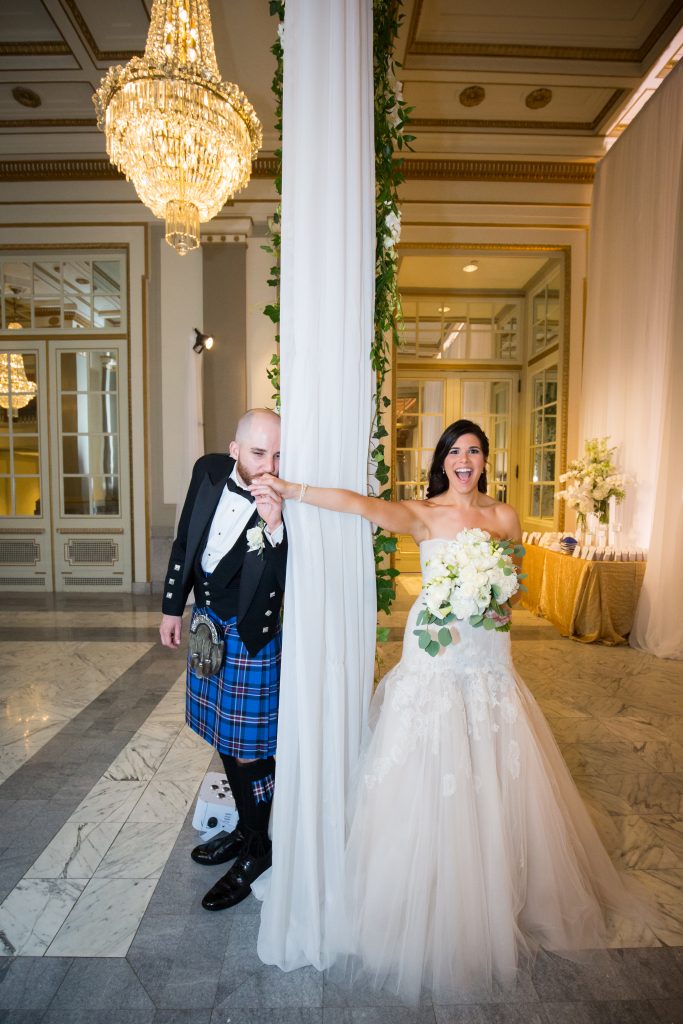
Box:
[297,482,308,503]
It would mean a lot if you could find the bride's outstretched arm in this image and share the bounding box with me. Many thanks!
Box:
[249,474,428,540]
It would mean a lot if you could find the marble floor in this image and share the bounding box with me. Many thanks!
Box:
[0,586,682,1023]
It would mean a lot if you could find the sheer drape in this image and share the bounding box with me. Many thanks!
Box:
[581,61,683,659]
[256,0,376,968]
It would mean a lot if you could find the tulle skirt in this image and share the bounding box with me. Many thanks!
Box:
[330,611,649,1004]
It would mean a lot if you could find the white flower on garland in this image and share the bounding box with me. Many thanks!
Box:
[246,520,267,555]
[414,528,525,657]
[384,209,401,250]
[555,437,629,527]
[277,22,285,47]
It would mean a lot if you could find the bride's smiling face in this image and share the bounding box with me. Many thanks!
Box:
[442,433,485,492]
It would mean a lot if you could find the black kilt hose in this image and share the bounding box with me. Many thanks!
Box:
[162,454,287,760]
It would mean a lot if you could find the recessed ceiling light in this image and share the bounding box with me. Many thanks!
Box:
[438,306,451,313]
[463,260,479,273]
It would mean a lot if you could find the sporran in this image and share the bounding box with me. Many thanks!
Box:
[188,611,225,678]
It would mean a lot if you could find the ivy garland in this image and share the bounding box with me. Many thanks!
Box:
[264,0,412,634]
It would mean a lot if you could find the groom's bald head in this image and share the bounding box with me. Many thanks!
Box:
[229,408,281,483]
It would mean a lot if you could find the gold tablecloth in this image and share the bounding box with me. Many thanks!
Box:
[521,546,646,645]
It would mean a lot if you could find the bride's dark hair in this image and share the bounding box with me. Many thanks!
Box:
[426,419,490,498]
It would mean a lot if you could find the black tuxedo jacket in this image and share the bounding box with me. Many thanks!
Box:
[162,453,287,656]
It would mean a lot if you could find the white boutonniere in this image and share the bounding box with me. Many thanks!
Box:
[246,519,267,556]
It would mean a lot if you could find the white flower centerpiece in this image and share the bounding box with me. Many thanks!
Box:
[555,437,628,532]
[414,528,525,657]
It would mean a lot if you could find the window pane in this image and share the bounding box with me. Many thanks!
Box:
[13,434,39,474]
[90,437,118,481]
[419,381,444,415]
[0,437,9,473]
[93,260,121,292]
[533,378,544,408]
[63,435,89,475]
[420,416,444,452]
[92,477,119,515]
[33,262,60,298]
[396,483,417,502]
[543,416,556,443]
[61,393,118,435]
[63,476,90,515]
[531,485,541,518]
[15,477,40,516]
[541,486,555,519]
[396,414,418,448]
[544,378,558,404]
[0,476,11,515]
[542,449,556,482]
[396,449,417,483]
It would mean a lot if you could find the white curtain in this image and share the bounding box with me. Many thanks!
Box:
[256,0,376,968]
[580,61,683,659]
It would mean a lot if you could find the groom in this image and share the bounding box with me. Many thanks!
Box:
[159,408,286,910]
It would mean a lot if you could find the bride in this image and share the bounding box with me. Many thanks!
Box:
[250,418,646,1003]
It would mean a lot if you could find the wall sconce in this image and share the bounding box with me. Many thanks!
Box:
[193,328,215,353]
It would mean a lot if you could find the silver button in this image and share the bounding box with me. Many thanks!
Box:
[174,563,181,570]
[270,592,276,598]
[265,610,272,616]
[206,600,211,606]
[262,626,269,633]
[166,592,172,599]
[168,578,175,584]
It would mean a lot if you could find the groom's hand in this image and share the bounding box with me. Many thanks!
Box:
[253,478,283,533]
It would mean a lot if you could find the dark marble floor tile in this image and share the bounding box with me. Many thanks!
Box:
[213,1011,323,1024]
[126,952,177,1005]
[0,958,73,1010]
[47,959,155,1011]
[153,1012,213,1024]
[0,1012,48,1024]
[153,952,224,1010]
[530,950,639,1002]
[324,1008,436,1024]
[41,1011,156,1024]
[617,948,683,998]
[540,1001,658,1023]
[650,998,683,1023]
[433,1006,546,1024]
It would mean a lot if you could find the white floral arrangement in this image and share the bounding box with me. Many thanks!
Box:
[414,528,525,657]
[246,519,267,556]
[555,437,628,528]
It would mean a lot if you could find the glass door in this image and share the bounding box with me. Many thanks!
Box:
[394,370,518,571]
[0,342,52,588]
[49,341,131,591]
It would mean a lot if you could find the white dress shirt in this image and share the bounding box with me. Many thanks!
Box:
[201,466,283,574]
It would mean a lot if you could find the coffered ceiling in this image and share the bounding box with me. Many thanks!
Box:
[0,0,682,172]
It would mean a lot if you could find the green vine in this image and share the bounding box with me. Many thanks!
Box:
[372,0,413,639]
[262,1,284,410]
[264,0,412,637]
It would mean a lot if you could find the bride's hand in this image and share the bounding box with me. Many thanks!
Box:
[249,473,296,502]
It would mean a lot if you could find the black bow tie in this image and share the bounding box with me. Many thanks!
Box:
[227,477,255,503]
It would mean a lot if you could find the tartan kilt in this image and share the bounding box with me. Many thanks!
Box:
[186,606,281,759]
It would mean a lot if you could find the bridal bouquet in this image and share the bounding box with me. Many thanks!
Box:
[555,437,628,528]
[414,528,525,657]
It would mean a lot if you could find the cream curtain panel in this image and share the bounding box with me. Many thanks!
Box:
[256,0,376,968]
[581,61,683,659]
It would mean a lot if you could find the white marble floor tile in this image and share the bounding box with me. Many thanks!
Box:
[0,879,87,956]
[128,765,210,823]
[68,778,149,823]
[93,821,183,878]
[25,822,122,879]
[46,877,157,957]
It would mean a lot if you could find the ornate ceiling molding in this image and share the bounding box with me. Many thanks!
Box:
[406,0,683,63]
[400,159,596,184]
[62,0,144,62]
[0,42,71,56]
[0,156,593,185]
[0,155,280,182]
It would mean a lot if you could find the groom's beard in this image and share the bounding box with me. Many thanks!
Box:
[236,461,279,487]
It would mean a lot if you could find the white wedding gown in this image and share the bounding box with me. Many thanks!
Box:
[335,539,645,1003]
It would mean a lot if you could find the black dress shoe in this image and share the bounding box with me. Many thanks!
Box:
[191,827,245,866]
[201,847,272,911]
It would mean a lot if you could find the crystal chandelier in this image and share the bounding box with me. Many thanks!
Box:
[93,0,262,255]
[0,353,38,412]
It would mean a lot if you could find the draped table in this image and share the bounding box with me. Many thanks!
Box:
[521,546,646,645]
